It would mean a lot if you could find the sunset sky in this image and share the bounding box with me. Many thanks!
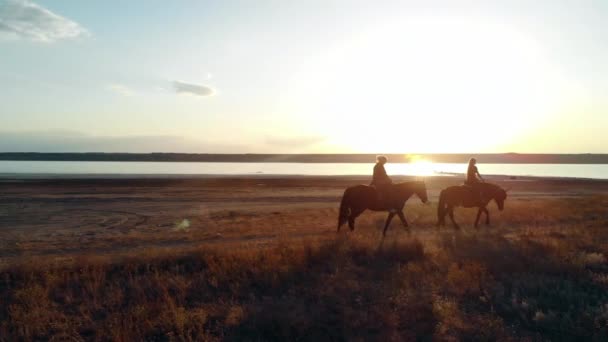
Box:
[1,0,607,153]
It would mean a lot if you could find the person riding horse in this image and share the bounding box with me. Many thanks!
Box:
[370,155,396,212]
[465,157,485,202]
[435,157,508,229]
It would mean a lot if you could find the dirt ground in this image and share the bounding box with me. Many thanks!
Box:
[1,174,607,266]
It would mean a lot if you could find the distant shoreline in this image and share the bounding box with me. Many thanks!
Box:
[1,173,607,182]
[1,153,608,164]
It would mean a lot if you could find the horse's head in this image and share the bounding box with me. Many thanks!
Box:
[415,181,429,204]
[494,186,508,211]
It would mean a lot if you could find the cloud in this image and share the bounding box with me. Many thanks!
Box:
[0,0,88,42]
[106,84,135,97]
[173,80,215,97]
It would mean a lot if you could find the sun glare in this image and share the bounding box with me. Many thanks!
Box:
[390,155,436,176]
[286,14,573,153]
[409,160,435,177]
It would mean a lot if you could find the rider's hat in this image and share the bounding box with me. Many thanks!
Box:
[377,155,388,163]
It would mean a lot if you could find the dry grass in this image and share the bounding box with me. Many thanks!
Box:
[1,180,608,340]
[2,199,608,341]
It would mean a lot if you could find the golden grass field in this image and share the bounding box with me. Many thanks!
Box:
[1,175,608,340]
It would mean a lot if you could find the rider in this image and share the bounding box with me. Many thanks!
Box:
[465,157,485,201]
[370,155,395,211]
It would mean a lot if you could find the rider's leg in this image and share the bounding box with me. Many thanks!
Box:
[378,184,394,212]
[471,182,484,203]
[388,193,398,213]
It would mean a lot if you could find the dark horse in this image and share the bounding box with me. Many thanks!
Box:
[437,182,507,229]
[337,181,428,236]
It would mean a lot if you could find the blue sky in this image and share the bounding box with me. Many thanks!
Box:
[1,0,607,153]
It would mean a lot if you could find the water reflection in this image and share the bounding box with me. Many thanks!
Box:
[0,161,606,179]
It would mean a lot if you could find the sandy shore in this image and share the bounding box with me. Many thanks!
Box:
[1,175,607,264]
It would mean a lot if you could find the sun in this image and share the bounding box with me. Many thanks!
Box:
[285,14,571,153]
[388,155,436,176]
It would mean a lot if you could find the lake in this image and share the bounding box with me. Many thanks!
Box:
[0,161,607,179]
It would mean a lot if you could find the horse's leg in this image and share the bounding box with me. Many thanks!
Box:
[438,208,445,227]
[448,206,460,230]
[474,207,482,228]
[484,207,490,225]
[349,207,364,231]
[348,214,356,231]
[397,210,409,228]
[383,212,396,236]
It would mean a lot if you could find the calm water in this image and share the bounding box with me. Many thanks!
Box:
[0,161,607,179]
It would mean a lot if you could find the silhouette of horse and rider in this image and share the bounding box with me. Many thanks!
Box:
[337,156,507,235]
[338,155,428,236]
[437,158,508,229]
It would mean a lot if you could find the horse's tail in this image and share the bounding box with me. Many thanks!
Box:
[337,188,351,231]
[437,189,447,226]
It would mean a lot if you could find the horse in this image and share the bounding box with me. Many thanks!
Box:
[337,181,428,236]
[437,182,507,229]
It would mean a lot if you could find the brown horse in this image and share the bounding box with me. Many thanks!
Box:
[337,181,428,236]
[437,182,507,229]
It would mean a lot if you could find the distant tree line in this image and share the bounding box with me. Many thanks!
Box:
[0,152,607,163]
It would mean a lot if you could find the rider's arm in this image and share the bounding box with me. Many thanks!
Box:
[476,170,484,181]
[381,165,392,183]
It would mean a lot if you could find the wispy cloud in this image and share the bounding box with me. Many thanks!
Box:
[106,84,135,97]
[173,80,215,97]
[0,0,88,42]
